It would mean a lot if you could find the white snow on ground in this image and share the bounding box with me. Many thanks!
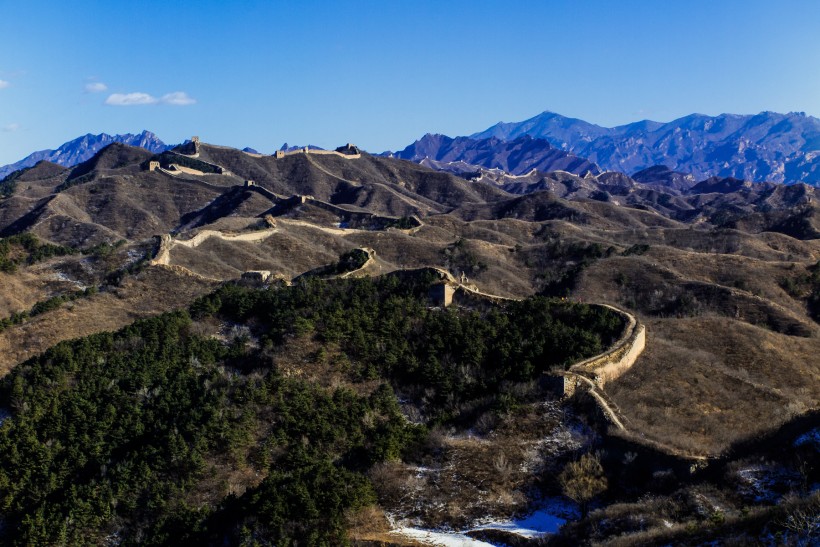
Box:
[52,271,87,289]
[126,249,145,264]
[735,464,803,503]
[392,528,495,547]
[391,498,577,546]
[473,509,567,538]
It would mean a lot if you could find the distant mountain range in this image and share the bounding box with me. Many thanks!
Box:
[470,110,820,185]
[0,131,171,180]
[5,110,820,187]
[393,134,600,176]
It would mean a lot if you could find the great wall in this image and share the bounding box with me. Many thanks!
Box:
[272,143,362,160]
[147,138,423,235]
[143,138,655,456]
[146,224,675,457]
[338,247,377,278]
[150,226,278,270]
[567,305,646,389]
[422,270,647,436]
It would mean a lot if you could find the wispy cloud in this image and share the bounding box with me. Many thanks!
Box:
[159,91,196,106]
[2,123,20,132]
[0,80,10,89]
[105,90,196,106]
[84,82,108,93]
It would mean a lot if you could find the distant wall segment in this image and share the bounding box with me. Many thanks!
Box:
[274,148,361,160]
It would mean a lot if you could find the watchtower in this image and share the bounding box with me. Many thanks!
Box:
[429,283,456,307]
[241,270,271,285]
[335,143,361,155]
[245,180,256,187]
[275,150,285,159]
[148,160,160,172]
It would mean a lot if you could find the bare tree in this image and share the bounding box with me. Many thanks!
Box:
[559,452,608,518]
[778,494,819,546]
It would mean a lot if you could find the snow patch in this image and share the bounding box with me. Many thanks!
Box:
[391,498,576,546]
[52,271,87,290]
[734,464,802,503]
[392,528,495,547]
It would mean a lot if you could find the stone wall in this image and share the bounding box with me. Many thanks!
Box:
[273,148,361,160]
[540,304,646,434]
[569,306,645,388]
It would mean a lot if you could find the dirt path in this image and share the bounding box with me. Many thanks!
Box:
[305,154,364,187]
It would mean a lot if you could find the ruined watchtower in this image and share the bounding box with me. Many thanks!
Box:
[241,270,272,285]
[335,143,361,155]
[429,283,456,307]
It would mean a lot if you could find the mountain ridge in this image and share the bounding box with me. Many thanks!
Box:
[0,130,172,180]
[469,110,820,184]
[392,133,601,176]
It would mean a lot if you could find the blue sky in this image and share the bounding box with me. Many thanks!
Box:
[1,0,819,164]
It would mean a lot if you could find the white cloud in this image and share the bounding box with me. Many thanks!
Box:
[159,91,196,106]
[0,80,10,89]
[2,123,20,132]
[105,92,158,106]
[84,82,108,93]
[105,90,196,106]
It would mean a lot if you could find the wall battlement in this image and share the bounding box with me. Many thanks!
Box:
[273,145,362,160]
[539,305,646,434]
[569,306,645,388]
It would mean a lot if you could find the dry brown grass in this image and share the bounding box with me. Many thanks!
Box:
[0,269,56,317]
[606,317,820,456]
[0,265,218,376]
[347,506,431,546]
[4,144,820,469]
